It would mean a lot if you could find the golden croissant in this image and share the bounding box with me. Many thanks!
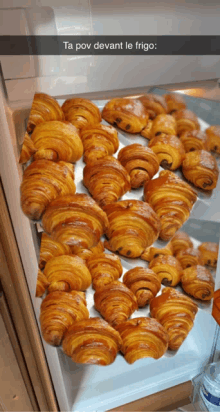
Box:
[180,130,208,153]
[62,98,101,131]
[71,241,105,262]
[148,134,185,170]
[27,93,64,133]
[141,242,173,262]
[102,98,148,133]
[164,93,187,114]
[149,255,183,287]
[144,170,197,241]
[80,124,119,163]
[39,233,72,270]
[31,121,83,162]
[172,109,200,136]
[87,252,123,290]
[42,194,109,248]
[182,150,219,191]
[150,114,177,140]
[117,143,159,189]
[83,156,131,207]
[94,281,138,327]
[20,160,76,220]
[62,317,122,366]
[116,317,168,364]
[36,269,50,297]
[206,125,220,154]
[19,132,37,164]
[181,265,215,301]
[40,290,89,346]
[103,199,161,258]
[176,247,204,269]
[171,231,193,256]
[123,267,161,307]
[43,255,92,293]
[150,287,198,350]
[138,94,168,119]
[198,242,219,267]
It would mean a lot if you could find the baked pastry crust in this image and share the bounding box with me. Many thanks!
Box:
[70,241,105,262]
[148,134,185,170]
[198,242,219,267]
[140,119,153,140]
[180,130,208,153]
[27,93,64,133]
[172,109,200,135]
[39,233,71,270]
[19,132,37,164]
[150,114,177,139]
[138,94,168,119]
[87,252,123,290]
[176,247,204,269]
[62,98,101,131]
[149,255,183,287]
[36,269,50,297]
[141,242,173,262]
[123,267,161,307]
[206,125,220,154]
[181,265,215,301]
[182,150,219,191]
[80,124,119,163]
[164,93,186,114]
[171,231,193,256]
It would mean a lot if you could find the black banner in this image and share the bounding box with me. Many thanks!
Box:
[0,35,220,55]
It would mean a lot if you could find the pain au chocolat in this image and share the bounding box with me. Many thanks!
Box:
[206,125,220,154]
[171,231,193,256]
[181,265,215,301]
[180,130,208,153]
[149,255,183,287]
[138,94,168,119]
[176,247,204,269]
[172,109,200,136]
[148,134,185,170]
[87,252,123,291]
[198,242,219,268]
[141,242,173,262]
[164,93,187,114]
[123,267,161,307]
[182,150,219,191]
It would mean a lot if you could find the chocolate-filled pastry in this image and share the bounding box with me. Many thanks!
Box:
[103,200,161,258]
[20,160,76,221]
[62,318,122,366]
[80,124,119,163]
[182,150,219,191]
[19,132,37,164]
[44,255,92,293]
[83,156,131,207]
[180,130,208,153]
[181,265,215,301]
[140,119,153,140]
[116,317,168,364]
[102,98,148,133]
[150,114,177,140]
[144,170,197,241]
[149,255,183,287]
[176,247,204,269]
[62,98,101,131]
[87,252,123,290]
[123,267,161,307]
[71,241,105,262]
[36,270,50,297]
[39,233,72,270]
[150,287,198,350]
[164,93,187,114]
[117,144,159,189]
[171,231,193,256]
[172,109,200,136]
[198,242,219,267]
[206,125,220,154]
[27,93,64,133]
[148,134,185,170]
[94,281,138,327]
[31,121,83,162]
[42,194,109,249]
[141,242,173,262]
[40,290,89,346]
[138,94,168,119]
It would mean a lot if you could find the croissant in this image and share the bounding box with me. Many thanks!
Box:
[31,121,83,162]
[140,119,153,140]
[44,255,92,293]
[62,98,101,131]
[182,150,219,191]
[171,231,193,256]
[80,124,119,163]
[39,233,72,270]
[149,255,183,287]
[150,287,198,350]
[198,242,219,267]
[62,318,122,366]
[180,130,208,153]
[176,247,204,269]
[83,156,131,207]
[144,170,197,241]
[102,98,148,133]
[36,269,50,297]
[20,160,76,221]
[19,132,37,164]
[94,281,138,327]
[172,109,200,136]
[71,241,105,262]
[42,194,109,249]
[181,265,215,301]
[87,252,123,290]
[206,125,220,154]
[103,200,161,258]
[40,290,89,346]
[148,134,185,170]
[164,93,187,114]
[150,114,177,140]
[27,93,64,133]
[117,144,159,189]
[116,317,168,364]
[138,94,168,119]
[141,242,173,262]
[123,267,161,307]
